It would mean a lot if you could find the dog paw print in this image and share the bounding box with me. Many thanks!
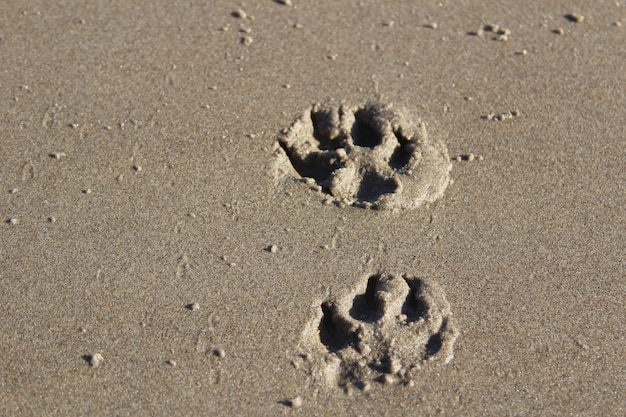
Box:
[300,273,458,390]
[273,102,452,210]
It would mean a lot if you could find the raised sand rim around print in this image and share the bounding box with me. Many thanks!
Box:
[273,102,452,210]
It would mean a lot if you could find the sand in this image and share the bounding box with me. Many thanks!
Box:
[274,101,452,210]
[1,1,624,415]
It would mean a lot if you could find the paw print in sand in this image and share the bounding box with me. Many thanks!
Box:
[300,273,458,391]
[273,102,452,210]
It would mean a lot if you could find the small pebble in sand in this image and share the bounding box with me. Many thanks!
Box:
[481,24,511,40]
[82,188,92,194]
[214,349,226,358]
[187,302,200,311]
[566,13,584,23]
[453,154,481,162]
[554,27,565,35]
[276,0,293,6]
[484,110,520,121]
[166,359,177,367]
[232,9,247,19]
[266,245,279,253]
[9,188,18,194]
[133,165,142,172]
[89,353,104,367]
[48,216,56,223]
[241,36,253,46]
[50,152,66,160]
[7,218,18,225]
[485,23,500,33]
[427,22,438,29]
[286,396,302,408]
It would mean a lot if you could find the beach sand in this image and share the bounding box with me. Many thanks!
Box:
[1,1,624,415]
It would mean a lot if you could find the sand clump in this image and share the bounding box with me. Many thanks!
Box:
[88,353,104,367]
[273,102,452,210]
[299,273,459,391]
[283,396,303,408]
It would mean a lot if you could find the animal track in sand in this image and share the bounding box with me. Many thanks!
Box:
[300,273,458,391]
[273,102,452,210]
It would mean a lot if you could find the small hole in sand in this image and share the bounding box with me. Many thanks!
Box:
[351,110,384,148]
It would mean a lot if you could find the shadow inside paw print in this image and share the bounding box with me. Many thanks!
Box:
[273,102,452,210]
[303,273,459,390]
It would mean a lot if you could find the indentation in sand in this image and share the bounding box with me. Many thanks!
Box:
[300,272,458,391]
[273,102,451,210]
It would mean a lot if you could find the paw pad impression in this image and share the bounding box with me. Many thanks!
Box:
[273,102,452,210]
[300,273,459,390]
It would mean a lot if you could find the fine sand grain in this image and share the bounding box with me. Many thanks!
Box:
[1,1,625,416]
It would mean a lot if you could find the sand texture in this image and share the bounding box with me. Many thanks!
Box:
[1,1,625,416]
